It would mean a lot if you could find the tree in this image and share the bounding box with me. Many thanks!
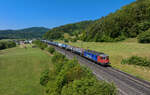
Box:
[64,39,69,43]
[138,29,150,43]
[47,47,55,54]
[0,41,16,50]
[33,40,48,50]
[40,69,50,86]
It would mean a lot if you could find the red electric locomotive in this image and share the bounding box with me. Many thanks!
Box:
[97,54,110,65]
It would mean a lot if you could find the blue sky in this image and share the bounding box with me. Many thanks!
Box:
[0,0,135,30]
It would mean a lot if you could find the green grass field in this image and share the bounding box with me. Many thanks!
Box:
[0,45,51,95]
[66,39,150,82]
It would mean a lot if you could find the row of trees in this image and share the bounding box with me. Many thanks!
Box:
[40,52,117,95]
[0,41,16,50]
[121,56,150,67]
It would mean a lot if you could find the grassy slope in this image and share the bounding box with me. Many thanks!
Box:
[66,39,150,81]
[0,45,51,95]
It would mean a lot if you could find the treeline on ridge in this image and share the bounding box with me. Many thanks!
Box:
[43,21,94,40]
[0,27,49,39]
[81,0,150,42]
[43,0,150,43]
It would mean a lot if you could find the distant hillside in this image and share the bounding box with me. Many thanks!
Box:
[43,20,94,40]
[0,27,49,39]
[81,0,150,42]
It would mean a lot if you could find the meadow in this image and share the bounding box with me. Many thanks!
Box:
[66,39,150,82]
[0,45,51,95]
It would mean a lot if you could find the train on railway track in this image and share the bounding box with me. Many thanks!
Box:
[42,40,110,66]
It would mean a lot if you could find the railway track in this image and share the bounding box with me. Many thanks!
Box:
[53,45,150,95]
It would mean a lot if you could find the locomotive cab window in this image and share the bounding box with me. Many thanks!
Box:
[101,56,109,60]
[102,57,106,59]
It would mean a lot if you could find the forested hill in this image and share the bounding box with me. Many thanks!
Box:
[43,20,94,40]
[0,27,49,39]
[81,0,150,42]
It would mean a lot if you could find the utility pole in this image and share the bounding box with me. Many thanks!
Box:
[81,41,83,48]
[65,46,66,56]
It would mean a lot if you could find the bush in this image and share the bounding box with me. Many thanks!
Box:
[33,40,47,50]
[47,47,55,54]
[33,40,41,45]
[64,39,69,43]
[114,35,126,41]
[51,52,66,64]
[121,56,150,67]
[0,42,6,50]
[7,41,16,48]
[98,35,114,42]
[0,41,16,50]
[71,38,77,42]
[40,69,50,86]
[40,43,47,50]
[138,29,150,43]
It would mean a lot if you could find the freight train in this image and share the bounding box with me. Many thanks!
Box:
[42,40,110,66]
